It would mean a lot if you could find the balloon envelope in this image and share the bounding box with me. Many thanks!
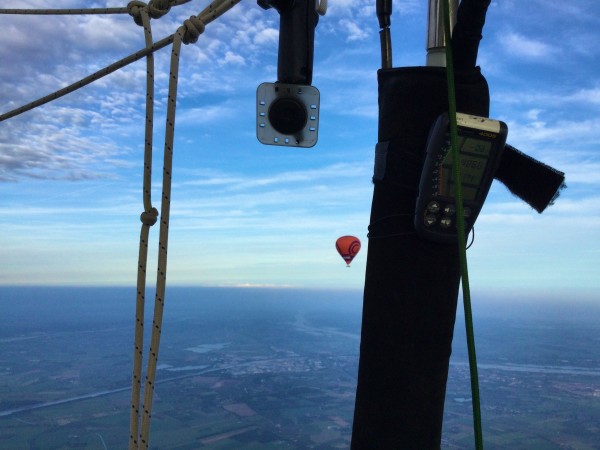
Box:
[336,236,361,266]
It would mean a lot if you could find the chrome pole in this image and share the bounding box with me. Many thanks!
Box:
[426,0,457,66]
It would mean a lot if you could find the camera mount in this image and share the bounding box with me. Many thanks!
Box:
[256,0,323,148]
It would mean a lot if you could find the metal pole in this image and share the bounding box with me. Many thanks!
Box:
[426,0,457,66]
[376,0,393,69]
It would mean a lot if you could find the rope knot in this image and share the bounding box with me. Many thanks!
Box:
[128,0,171,26]
[127,0,148,26]
[180,16,205,44]
[148,0,171,19]
[140,207,159,226]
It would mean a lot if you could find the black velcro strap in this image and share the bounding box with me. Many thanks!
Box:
[495,144,566,213]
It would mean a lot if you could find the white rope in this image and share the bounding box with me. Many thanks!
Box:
[0,8,128,15]
[0,37,173,123]
[129,1,242,448]
[0,2,241,448]
[0,0,243,123]
[129,6,158,449]
[137,27,183,450]
[0,0,192,16]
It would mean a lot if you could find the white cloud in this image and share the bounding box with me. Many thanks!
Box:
[253,27,279,46]
[393,0,421,15]
[494,86,600,109]
[324,0,362,17]
[485,196,600,218]
[181,161,372,191]
[506,117,600,148]
[503,31,555,60]
[339,18,369,42]
[541,157,600,186]
[525,109,542,121]
[75,15,140,52]
[567,87,600,105]
[175,103,240,125]
[220,50,246,66]
[0,93,140,181]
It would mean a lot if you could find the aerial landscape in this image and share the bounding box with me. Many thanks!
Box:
[1,1,599,449]
[1,286,599,449]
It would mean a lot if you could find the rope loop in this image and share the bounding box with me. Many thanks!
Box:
[140,207,159,226]
[127,0,148,26]
[180,15,205,44]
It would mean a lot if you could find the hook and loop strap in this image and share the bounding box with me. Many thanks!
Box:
[443,0,483,449]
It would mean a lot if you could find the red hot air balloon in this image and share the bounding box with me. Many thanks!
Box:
[336,236,361,267]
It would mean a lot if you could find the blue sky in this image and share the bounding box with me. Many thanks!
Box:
[0,0,598,300]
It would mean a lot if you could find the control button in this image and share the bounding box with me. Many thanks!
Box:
[463,207,472,218]
[424,214,437,227]
[427,201,440,214]
[440,217,452,228]
[443,204,456,216]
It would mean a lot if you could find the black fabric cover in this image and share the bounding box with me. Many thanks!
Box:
[351,66,490,449]
[496,144,566,213]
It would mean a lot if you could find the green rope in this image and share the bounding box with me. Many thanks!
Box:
[442,1,483,448]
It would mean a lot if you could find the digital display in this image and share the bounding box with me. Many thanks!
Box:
[438,136,491,201]
[415,112,508,243]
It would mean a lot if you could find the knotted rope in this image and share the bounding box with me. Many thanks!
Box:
[0,0,240,123]
[129,5,158,449]
[180,15,206,44]
[126,4,240,449]
[0,6,243,447]
[128,0,172,26]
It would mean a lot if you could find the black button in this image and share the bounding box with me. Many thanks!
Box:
[440,217,452,228]
[424,214,437,226]
[427,201,440,213]
[268,98,307,135]
[443,204,456,215]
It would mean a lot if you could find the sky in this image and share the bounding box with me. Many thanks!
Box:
[0,0,598,300]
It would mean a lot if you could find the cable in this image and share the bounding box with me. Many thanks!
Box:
[466,227,475,249]
[366,213,415,239]
[443,0,483,448]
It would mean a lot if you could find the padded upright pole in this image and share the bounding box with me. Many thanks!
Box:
[351,66,489,449]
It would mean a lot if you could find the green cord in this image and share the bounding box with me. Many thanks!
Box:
[442,1,484,448]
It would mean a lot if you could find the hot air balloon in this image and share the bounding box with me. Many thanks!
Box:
[336,235,361,267]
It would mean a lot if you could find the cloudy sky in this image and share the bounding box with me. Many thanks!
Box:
[1,0,598,300]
